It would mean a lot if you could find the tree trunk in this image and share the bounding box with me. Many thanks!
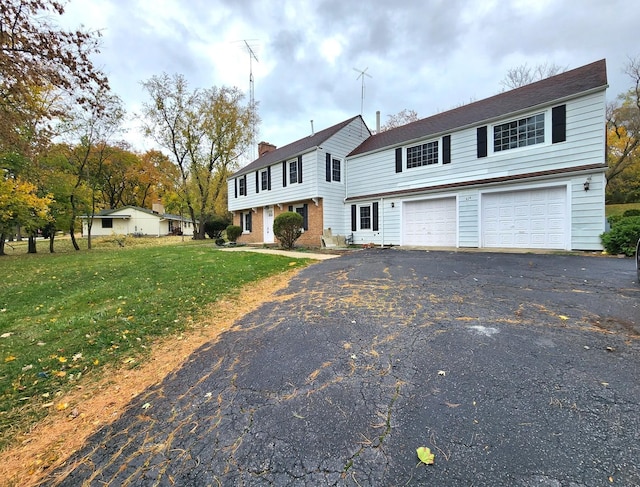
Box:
[70,220,80,250]
[0,232,5,256]
[49,234,55,253]
[28,235,37,254]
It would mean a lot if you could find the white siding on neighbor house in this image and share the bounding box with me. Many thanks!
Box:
[346,91,606,200]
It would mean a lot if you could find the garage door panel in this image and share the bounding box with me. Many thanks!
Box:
[482,187,567,249]
[403,198,456,246]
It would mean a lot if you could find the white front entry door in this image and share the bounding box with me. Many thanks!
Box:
[263,206,274,243]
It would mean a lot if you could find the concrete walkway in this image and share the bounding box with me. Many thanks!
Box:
[219,245,343,260]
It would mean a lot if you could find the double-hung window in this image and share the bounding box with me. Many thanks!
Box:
[360,206,371,230]
[238,177,247,196]
[289,160,298,184]
[493,113,544,152]
[406,141,438,168]
[261,170,269,191]
[332,158,341,182]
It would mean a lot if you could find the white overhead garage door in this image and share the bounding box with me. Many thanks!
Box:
[402,197,457,246]
[481,186,567,249]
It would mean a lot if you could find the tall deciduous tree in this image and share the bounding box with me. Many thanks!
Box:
[141,74,257,239]
[606,57,640,192]
[0,0,108,154]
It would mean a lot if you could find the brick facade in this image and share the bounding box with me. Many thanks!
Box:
[233,198,324,247]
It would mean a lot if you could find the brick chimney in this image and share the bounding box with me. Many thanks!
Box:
[152,200,165,214]
[258,141,276,157]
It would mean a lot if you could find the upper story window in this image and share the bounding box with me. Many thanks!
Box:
[261,170,269,190]
[493,113,544,152]
[407,141,438,168]
[238,176,247,196]
[332,158,341,182]
[289,160,298,184]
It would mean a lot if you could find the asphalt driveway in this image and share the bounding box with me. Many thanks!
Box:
[44,250,639,486]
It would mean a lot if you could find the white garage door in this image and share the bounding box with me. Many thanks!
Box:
[402,198,457,246]
[481,187,567,249]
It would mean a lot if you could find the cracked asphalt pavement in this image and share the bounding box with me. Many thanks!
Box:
[43,250,640,486]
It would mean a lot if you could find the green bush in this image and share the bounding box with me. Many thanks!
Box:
[225,225,242,243]
[273,211,303,250]
[600,216,640,256]
[623,209,640,218]
[204,216,231,239]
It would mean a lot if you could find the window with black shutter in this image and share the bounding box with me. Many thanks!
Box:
[351,204,357,232]
[443,135,451,164]
[395,147,403,172]
[477,126,487,158]
[552,105,566,143]
[326,153,331,182]
[372,202,379,231]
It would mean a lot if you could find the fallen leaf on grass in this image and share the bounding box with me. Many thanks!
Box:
[1,332,12,338]
[5,355,16,362]
[417,446,435,465]
[56,402,68,411]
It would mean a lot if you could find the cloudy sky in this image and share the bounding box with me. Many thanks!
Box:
[61,0,639,161]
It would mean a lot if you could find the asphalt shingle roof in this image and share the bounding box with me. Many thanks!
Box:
[232,115,366,177]
[349,59,608,157]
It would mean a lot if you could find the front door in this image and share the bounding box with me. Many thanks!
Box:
[263,206,274,243]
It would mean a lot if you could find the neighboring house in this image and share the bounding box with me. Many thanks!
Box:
[80,202,194,237]
[227,115,371,245]
[228,59,608,251]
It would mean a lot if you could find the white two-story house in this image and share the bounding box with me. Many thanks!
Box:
[229,59,608,251]
[227,115,370,246]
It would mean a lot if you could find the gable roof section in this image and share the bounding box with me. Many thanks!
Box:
[349,59,608,157]
[232,115,367,177]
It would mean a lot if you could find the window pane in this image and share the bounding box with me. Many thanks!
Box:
[360,206,371,229]
[493,113,545,152]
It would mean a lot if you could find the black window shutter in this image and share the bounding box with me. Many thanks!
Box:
[297,155,303,183]
[267,166,272,190]
[372,202,379,231]
[477,126,487,158]
[302,203,308,230]
[246,212,252,232]
[395,147,402,173]
[239,213,244,230]
[326,153,331,182]
[351,204,357,232]
[552,105,566,143]
[234,178,238,198]
[442,135,451,164]
[243,175,247,195]
[282,161,287,187]
[255,171,259,193]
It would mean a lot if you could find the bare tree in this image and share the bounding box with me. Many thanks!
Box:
[379,109,419,132]
[500,62,567,90]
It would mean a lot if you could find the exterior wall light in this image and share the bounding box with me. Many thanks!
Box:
[584,176,592,191]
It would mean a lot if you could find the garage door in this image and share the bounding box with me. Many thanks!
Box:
[402,198,457,246]
[481,187,567,249]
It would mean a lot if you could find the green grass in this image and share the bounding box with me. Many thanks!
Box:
[605,202,640,219]
[0,239,310,450]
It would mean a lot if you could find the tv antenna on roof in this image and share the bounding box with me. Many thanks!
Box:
[242,40,259,160]
[353,67,372,115]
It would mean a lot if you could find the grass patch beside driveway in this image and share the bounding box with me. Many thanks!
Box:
[0,242,311,451]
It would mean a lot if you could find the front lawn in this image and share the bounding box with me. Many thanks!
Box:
[0,241,310,450]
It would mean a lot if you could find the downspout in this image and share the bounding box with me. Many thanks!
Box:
[380,197,384,248]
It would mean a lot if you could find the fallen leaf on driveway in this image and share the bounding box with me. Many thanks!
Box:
[444,402,461,408]
[438,370,446,376]
[141,402,151,410]
[417,446,435,465]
